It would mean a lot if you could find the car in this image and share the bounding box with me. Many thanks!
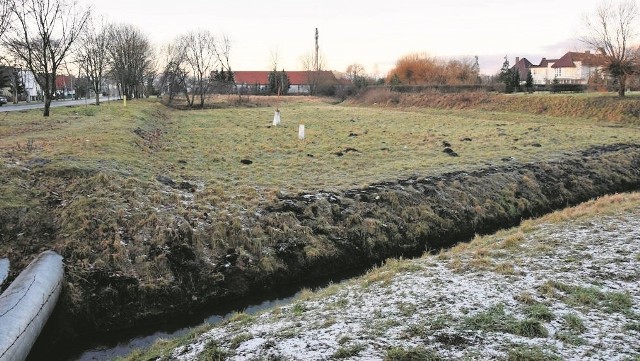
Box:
[0,96,7,106]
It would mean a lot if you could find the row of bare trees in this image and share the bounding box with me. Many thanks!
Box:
[1,0,639,119]
[3,0,89,116]
[159,31,232,107]
[0,0,170,115]
[0,1,234,115]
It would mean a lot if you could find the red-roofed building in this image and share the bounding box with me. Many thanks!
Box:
[529,51,607,85]
[511,57,534,81]
[55,75,76,98]
[233,70,341,94]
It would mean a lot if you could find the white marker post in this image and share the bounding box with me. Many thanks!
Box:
[298,124,305,140]
[273,109,281,126]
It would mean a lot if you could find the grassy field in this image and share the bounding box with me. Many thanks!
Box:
[1,94,639,334]
[2,96,638,195]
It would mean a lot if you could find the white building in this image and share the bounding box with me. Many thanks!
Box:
[529,51,607,85]
[20,70,42,101]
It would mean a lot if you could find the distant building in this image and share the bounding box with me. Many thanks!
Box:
[232,70,342,94]
[527,51,608,85]
[511,57,534,81]
[55,75,76,98]
[0,68,43,102]
[21,70,42,101]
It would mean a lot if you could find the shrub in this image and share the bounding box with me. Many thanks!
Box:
[550,83,586,93]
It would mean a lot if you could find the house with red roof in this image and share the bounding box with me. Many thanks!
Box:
[233,70,342,94]
[511,57,534,81]
[528,51,607,85]
[55,75,76,98]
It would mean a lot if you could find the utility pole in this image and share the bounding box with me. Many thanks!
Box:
[314,28,319,72]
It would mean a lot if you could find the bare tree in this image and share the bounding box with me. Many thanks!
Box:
[0,0,13,58]
[143,56,158,98]
[581,0,640,97]
[216,34,233,75]
[159,41,189,103]
[346,63,367,88]
[76,17,108,105]
[269,48,280,71]
[182,30,219,107]
[300,50,326,95]
[107,23,153,100]
[4,0,89,116]
[163,31,232,107]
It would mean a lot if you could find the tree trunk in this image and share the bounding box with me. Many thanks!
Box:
[95,92,100,105]
[42,77,54,117]
[43,97,51,117]
[618,75,627,97]
[184,90,192,107]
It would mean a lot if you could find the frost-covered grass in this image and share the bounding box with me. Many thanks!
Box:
[124,193,640,360]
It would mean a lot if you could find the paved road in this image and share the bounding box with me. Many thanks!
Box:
[0,97,120,112]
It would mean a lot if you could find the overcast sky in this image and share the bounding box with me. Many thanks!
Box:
[88,0,606,76]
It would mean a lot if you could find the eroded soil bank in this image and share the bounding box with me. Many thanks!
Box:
[11,143,640,350]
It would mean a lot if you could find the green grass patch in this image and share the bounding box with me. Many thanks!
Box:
[115,323,213,361]
[225,311,254,326]
[384,346,442,361]
[625,321,640,332]
[513,319,549,338]
[506,344,561,361]
[229,332,252,349]
[556,331,586,346]
[462,304,548,338]
[291,302,306,316]
[605,291,634,313]
[333,342,366,358]
[543,281,633,313]
[198,341,227,361]
[523,303,554,322]
[562,313,587,334]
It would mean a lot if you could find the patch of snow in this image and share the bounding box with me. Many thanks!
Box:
[169,209,640,360]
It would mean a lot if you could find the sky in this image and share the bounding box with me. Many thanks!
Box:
[87,0,607,76]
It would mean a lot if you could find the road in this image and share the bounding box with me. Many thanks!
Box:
[0,97,120,112]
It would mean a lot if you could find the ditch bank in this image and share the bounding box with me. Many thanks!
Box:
[18,143,640,353]
[351,88,640,124]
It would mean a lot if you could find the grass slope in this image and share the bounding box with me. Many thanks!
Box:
[1,95,639,334]
[354,88,640,124]
[121,192,640,361]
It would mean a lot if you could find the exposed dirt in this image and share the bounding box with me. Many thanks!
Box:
[4,143,640,351]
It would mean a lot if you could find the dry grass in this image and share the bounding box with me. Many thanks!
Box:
[122,191,640,360]
[353,88,640,123]
[2,96,640,337]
